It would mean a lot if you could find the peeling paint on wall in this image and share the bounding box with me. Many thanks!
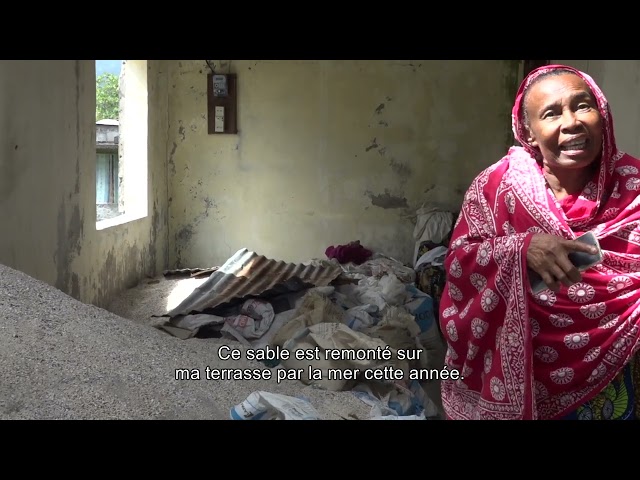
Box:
[169,142,177,175]
[54,201,84,293]
[365,138,379,152]
[148,199,161,275]
[365,189,409,210]
[389,158,412,181]
[173,195,217,268]
[167,60,520,267]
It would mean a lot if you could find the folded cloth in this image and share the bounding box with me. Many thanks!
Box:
[325,240,372,265]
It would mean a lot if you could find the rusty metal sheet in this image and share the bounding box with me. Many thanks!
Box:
[165,248,342,317]
[163,267,219,278]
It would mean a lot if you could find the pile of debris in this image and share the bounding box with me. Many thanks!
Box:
[154,236,453,420]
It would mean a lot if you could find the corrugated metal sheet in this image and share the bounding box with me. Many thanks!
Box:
[163,267,219,278]
[165,248,342,317]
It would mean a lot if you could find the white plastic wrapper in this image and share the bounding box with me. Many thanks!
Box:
[224,299,275,339]
[230,391,321,420]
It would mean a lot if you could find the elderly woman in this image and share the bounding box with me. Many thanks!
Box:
[439,64,640,420]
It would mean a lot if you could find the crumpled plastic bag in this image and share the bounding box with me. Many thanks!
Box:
[341,253,416,284]
[338,273,410,310]
[230,391,321,420]
[223,299,275,339]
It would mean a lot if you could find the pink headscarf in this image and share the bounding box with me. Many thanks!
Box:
[512,65,618,172]
[513,65,618,228]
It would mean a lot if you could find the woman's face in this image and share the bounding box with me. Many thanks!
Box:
[524,73,603,170]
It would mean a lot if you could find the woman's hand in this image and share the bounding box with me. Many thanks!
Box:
[526,234,599,292]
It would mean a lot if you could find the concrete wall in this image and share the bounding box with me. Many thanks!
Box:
[552,60,640,159]
[167,60,521,268]
[0,60,169,308]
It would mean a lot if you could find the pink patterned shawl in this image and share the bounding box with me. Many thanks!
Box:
[439,64,640,420]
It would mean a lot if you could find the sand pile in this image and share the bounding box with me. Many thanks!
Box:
[0,264,370,420]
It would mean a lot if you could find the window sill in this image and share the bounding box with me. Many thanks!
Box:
[96,211,147,231]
